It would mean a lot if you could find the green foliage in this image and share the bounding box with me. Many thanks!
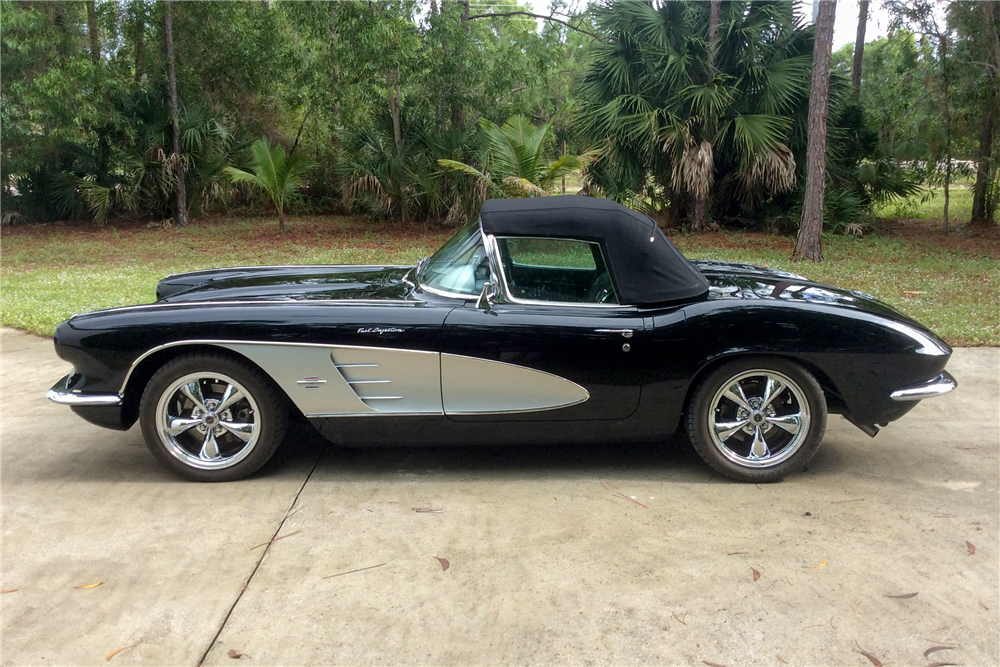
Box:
[225,138,313,231]
[577,0,919,231]
[439,114,589,198]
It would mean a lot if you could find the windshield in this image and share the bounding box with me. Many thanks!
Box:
[416,218,489,296]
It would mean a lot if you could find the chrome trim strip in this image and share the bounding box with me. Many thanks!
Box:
[89,299,424,316]
[120,340,409,394]
[305,411,445,418]
[335,363,380,368]
[361,396,404,401]
[347,379,391,384]
[890,372,957,401]
[417,283,478,301]
[47,388,123,406]
[162,264,412,279]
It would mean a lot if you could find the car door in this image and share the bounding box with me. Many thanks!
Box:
[441,235,645,421]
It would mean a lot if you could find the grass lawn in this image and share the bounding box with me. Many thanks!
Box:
[1,213,997,345]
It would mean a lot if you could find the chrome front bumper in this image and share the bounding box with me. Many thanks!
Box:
[890,371,957,402]
[47,375,122,406]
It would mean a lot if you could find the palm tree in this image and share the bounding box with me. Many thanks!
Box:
[225,138,312,233]
[578,1,814,228]
[438,115,590,198]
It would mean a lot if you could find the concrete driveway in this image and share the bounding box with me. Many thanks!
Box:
[2,327,997,666]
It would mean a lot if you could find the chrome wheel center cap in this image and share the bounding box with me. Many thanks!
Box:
[751,412,765,424]
[203,413,219,428]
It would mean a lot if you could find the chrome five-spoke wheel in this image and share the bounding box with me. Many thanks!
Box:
[139,353,288,482]
[156,372,260,470]
[708,369,810,468]
[686,358,827,482]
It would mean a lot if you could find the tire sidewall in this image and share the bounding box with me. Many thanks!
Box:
[139,354,287,482]
[686,356,828,483]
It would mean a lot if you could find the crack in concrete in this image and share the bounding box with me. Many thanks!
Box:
[195,446,326,667]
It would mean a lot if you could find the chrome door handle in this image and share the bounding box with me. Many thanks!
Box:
[595,328,634,339]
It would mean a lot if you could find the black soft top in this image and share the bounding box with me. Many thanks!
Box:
[479,196,709,305]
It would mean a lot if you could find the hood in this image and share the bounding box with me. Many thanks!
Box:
[156,265,413,302]
[691,259,927,329]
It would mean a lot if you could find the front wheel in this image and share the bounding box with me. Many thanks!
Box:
[685,357,827,483]
[139,353,288,482]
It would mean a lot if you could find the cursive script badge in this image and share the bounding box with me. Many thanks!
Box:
[357,327,405,335]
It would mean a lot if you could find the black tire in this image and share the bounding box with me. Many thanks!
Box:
[685,357,827,483]
[139,353,288,482]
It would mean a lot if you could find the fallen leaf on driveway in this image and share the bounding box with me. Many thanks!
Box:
[924,646,957,657]
[854,642,883,666]
[74,582,103,589]
[227,649,250,659]
[726,552,748,556]
[752,568,761,581]
[885,592,918,599]
[0,590,17,594]
[966,541,976,555]
[702,661,727,667]
[776,656,787,664]
[925,663,958,667]
[413,507,443,513]
[807,561,827,569]
[435,557,450,572]
[106,646,134,661]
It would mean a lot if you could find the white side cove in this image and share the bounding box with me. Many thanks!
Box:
[209,342,588,418]
[440,354,590,414]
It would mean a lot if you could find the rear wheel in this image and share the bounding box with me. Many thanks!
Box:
[686,357,827,482]
[139,353,288,482]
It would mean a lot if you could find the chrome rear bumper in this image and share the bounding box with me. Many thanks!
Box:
[47,375,122,406]
[890,371,957,401]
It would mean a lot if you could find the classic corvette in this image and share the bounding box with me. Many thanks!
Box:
[48,196,956,482]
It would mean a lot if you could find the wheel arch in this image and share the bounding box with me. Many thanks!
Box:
[120,342,298,428]
[682,351,845,416]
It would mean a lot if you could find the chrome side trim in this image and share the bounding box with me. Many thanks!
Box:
[47,388,123,406]
[417,283,478,301]
[890,371,957,401]
[329,346,442,414]
[163,264,412,278]
[86,299,423,316]
[441,353,590,415]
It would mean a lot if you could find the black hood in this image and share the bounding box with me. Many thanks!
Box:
[156,265,413,302]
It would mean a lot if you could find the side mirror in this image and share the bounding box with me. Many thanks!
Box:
[476,281,495,311]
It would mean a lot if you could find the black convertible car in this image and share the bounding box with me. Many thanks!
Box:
[48,196,956,482]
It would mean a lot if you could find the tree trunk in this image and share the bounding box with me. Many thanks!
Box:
[87,1,99,64]
[330,3,342,155]
[852,0,868,92]
[971,1,999,226]
[450,0,470,128]
[941,35,951,235]
[793,0,836,262]
[689,0,722,233]
[386,67,409,225]
[691,196,709,232]
[164,1,188,226]
[134,12,145,82]
[708,0,721,67]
